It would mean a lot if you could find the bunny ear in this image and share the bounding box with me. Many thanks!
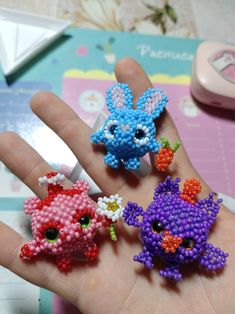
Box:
[136,88,168,119]
[106,83,133,113]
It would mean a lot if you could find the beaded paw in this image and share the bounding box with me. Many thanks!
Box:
[123,176,228,281]
[20,172,122,271]
[91,83,168,170]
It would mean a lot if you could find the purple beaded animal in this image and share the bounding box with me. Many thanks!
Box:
[123,177,228,281]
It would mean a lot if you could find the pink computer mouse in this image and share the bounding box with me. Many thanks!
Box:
[191,41,235,110]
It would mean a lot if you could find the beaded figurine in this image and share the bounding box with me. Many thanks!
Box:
[123,177,228,281]
[91,83,168,170]
[20,172,123,271]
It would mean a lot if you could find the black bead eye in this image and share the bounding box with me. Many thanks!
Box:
[133,125,150,146]
[181,238,194,250]
[135,129,145,139]
[45,228,59,243]
[79,215,91,228]
[152,220,164,233]
[109,125,117,135]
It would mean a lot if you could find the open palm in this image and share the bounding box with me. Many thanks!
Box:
[0,59,234,314]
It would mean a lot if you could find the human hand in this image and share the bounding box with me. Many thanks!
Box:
[0,59,234,314]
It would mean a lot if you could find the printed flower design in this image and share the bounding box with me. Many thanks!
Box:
[97,194,123,222]
[57,0,196,37]
[58,0,125,31]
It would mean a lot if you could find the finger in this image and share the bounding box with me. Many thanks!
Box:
[115,58,154,104]
[0,132,72,198]
[30,91,141,196]
[0,220,79,304]
[0,221,52,288]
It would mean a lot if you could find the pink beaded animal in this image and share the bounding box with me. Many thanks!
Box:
[20,172,122,271]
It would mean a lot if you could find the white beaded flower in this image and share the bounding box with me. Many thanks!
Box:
[97,194,123,222]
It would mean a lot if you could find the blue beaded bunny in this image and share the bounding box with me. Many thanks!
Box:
[91,83,168,170]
